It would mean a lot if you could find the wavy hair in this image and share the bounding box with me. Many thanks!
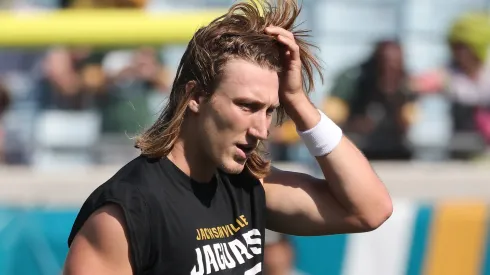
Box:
[135,0,323,178]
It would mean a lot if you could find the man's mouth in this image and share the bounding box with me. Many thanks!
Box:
[236,144,255,156]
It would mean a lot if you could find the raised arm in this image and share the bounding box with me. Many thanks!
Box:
[63,204,134,275]
[262,26,393,236]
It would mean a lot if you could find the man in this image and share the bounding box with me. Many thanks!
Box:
[325,40,416,160]
[63,1,393,275]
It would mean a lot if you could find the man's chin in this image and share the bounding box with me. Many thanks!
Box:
[220,159,247,174]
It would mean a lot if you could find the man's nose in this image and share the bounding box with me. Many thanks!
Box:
[248,114,270,141]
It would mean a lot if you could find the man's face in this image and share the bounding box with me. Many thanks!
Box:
[195,59,280,174]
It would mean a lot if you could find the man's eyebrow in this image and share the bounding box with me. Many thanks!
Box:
[270,103,280,109]
[235,97,280,109]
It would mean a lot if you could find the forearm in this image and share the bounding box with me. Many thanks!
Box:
[286,95,392,229]
[316,137,392,228]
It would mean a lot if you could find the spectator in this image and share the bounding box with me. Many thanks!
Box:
[446,13,490,145]
[264,230,308,275]
[39,47,109,110]
[0,83,11,119]
[100,46,172,134]
[38,0,148,111]
[104,46,171,94]
[412,12,490,157]
[324,40,417,160]
[0,83,11,163]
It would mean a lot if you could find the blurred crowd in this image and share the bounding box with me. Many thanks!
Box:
[1,0,490,169]
[269,12,490,164]
[0,0,175,165]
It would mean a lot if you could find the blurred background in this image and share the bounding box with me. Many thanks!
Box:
[1,0,490,274]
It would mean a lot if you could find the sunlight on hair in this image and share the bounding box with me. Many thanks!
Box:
[135,0,323,179]
[247,0,265,16]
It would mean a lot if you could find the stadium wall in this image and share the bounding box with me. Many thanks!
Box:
[292,200,490,275]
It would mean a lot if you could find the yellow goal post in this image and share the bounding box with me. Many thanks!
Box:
[0,9,227,47]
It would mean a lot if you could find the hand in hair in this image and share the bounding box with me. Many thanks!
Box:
[265,26,304,103]
[264,25,318,131]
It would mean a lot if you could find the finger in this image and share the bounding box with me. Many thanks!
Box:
[266,26,295,41]
[277,35,300,61]
[265,26,295,40]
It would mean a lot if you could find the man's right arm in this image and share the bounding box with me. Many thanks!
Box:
[63,204,134,275]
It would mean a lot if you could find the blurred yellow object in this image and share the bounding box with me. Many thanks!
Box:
[81,64,106,91]
[322,97,349,125]
[0,9,226,47]
[279,119,300,144]
[423,201,489,275]
[402,102,417,125]
[448,12,490,61]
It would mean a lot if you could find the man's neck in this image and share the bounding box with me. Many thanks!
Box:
[168,137,217,184]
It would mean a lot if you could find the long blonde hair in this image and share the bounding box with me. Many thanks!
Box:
[135,0,322,179]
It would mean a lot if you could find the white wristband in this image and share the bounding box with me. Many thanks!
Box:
[296,109,343,156]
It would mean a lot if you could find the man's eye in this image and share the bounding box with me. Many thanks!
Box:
[239,103,253,111]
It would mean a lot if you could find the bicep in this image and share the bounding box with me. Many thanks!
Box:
[63,204,134,275]
[263,169,366,236]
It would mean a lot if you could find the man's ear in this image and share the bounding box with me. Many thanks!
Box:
[186,81,204,114]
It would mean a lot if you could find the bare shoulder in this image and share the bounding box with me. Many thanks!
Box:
[261,165,325,213]
[260,166,341,235]
[63,204,133,275]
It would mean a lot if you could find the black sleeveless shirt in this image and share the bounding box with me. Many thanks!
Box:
[68,156,266,275]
